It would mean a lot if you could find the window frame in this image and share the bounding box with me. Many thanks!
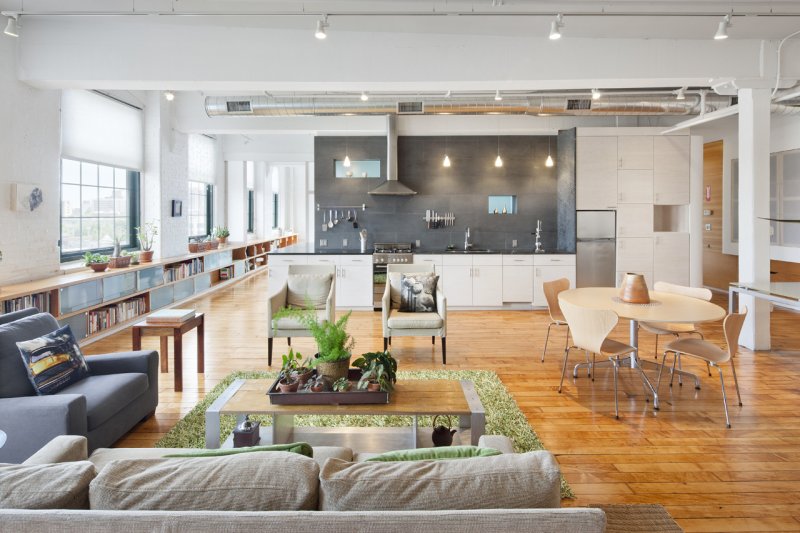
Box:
[59,157,140,263]
[247,189,255,233]
[272,192,279,230]
[188,181,214,241]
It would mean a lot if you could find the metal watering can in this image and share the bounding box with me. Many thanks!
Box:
[431,415,456,447]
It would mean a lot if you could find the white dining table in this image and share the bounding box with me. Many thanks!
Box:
[558,287,726,408]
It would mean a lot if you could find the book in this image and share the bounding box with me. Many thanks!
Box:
[147,308,196,323]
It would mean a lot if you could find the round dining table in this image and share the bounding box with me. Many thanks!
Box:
[558,287,725,408]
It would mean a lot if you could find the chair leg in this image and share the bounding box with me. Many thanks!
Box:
[558,347,572,393]
[669,352,678,388]
[383,337,388,351]
[441,337,447,365]
[715,364,732,428]
[287,337,291,346]
[388,336,392,346]
[729,359,743,407]
[677,353,684,387]
[432,336,435,344]
[268,338,273,367]
[591,353,596,382]
[654,334,659,359]
[612,356,620,419]
[542,322,553,363]
[654,350,671,411]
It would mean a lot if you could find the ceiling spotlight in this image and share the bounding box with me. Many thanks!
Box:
[714,14,731,40]
[445,89,451,98]
[164,91,175,101]
[494,90,503,101]
[675,87,686,100]
[315,16,329,40]
[549,14,564,40]
[4,15,19,38]
[591,88,601,100]
[360,91,369,102]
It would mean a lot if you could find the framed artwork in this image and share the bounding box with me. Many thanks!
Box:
[172,200,183,217]
[11,182,44,212]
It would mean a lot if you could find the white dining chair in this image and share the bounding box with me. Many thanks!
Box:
[541,278,571,363]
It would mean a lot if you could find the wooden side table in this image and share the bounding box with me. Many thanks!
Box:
[132,312,205,392]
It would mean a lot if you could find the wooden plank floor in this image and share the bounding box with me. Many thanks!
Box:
[87,270,800,532]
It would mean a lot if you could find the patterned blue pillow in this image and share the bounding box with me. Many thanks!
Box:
[16,325,89,395]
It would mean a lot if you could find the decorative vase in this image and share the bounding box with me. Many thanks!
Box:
[619,273,650,304]
[316,357,351,383]
[188,242,200,253]
[217,236,228,245]
[139,250,154,263]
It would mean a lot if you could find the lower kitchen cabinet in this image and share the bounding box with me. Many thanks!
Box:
[502,255,534,303]
[442,255,503,307]
[533,255,576,307]
[441,258,474,307]
[472,263,503,307]
[336,256,373,308]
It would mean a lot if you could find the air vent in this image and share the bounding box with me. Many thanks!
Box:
[566,98,592,111]
[226,100,253,113]
[397,101,424,114]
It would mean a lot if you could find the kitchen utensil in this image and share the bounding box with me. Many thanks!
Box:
[328,210,334,228]
[322,210,328,232]
[353,210,359,228]
[335,210,340,225]
[347,210,353,222]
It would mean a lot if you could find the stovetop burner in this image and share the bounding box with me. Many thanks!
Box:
[373,242,413,254]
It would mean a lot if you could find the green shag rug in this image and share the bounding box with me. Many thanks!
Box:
[156,369,573,499]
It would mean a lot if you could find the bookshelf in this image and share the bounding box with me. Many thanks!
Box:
[0,233,298,345]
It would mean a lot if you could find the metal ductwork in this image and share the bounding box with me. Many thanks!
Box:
[368,115,417,196]
[205,93,736,117]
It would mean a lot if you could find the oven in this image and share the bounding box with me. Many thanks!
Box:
[372,243,413,310]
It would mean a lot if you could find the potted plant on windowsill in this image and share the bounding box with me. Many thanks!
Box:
[135,221,158,262]
[214,226,230,245]
[205,235,219,250]
[84,252,110,273]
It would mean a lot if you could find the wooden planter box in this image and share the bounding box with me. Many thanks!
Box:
[266,369,389,405]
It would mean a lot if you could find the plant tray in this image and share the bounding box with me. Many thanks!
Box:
[266,369,390,405]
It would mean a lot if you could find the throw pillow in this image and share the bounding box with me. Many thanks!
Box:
[0,461,96,509]
[16,324,89,395]
[319,451,562,511]
[90,452,319,511]
[163,442,313,458]
[399,273,439,313]
[287,274,333,309]
[365,445,501,462]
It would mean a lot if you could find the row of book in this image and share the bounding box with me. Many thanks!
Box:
[218,266,235,281]
[2,292,51,314]
[87,296,147,335]
[163,258,204,284]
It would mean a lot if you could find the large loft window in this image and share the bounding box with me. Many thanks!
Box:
[189,181,213,239]
[60,158,139,261]
[248,189,255,233]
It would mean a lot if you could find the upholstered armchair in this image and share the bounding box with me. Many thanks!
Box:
[382,264,447,364]
[266,265,336,366]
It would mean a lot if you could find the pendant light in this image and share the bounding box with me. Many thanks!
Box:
[494,136,503,168]
[442,136,451,167]
[343,137,351,167]
[545,136,554,168]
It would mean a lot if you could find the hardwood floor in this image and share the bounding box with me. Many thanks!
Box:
[86,270,800,532]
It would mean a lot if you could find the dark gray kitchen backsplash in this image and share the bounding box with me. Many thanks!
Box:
[314,134,576,253]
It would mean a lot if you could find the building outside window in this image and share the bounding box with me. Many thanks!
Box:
[189,181,213,239]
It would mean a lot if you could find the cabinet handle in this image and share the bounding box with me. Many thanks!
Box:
[618,193,624,201]
[536,268,541,276]
[551,259,561,262]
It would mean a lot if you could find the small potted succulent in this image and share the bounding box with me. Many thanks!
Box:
[332,377,352,392]
[277,373,299,393]
[282,349,313,386]
[305,375,331,393]
[84,252,110,273]
[126,250,140,265]
[214,226,230,245]
[135,221,158,262]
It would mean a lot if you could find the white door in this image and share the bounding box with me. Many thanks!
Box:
[534,265,577,306]
[441,265,473,307]
[617,169,654,204]
[576,136,618,210]
[653,136,691,205]
[653,232,690,286]
[618,136,654,170]
[617,204,654,238]
[473,265,503,307]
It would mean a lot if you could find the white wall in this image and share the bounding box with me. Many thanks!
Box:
[226,161,247,242]
[0,35,61,285]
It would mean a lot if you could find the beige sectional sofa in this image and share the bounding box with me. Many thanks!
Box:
[0,435,606,532]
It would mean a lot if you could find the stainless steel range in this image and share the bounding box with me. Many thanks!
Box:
[372,243,413,310]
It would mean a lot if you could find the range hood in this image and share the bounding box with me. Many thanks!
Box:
[369,115,417,196]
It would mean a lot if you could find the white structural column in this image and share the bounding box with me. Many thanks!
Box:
[737,88,771,350]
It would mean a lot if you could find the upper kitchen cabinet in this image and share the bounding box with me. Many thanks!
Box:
[617,203,654,237]
[576,136,618,210]
[618,136,654,170]
[653,136,691,205]
[617,169,654,204]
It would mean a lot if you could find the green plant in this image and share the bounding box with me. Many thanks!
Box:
[83,252,110,265]
[332,377,351,392]
[357,360,393,392]
[213,226,230,238]
[352,351,397,387]
[280,348,303,376]
[135,221,158,251]
[273,307,354,365]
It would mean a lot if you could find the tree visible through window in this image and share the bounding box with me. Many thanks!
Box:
[189,181,213,239]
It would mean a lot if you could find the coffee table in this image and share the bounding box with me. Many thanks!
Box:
[205,379,485,452]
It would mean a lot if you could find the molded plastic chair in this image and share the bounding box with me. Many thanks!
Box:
[541,278,571,362]
[558,299,636,419]
[657,308,746,428]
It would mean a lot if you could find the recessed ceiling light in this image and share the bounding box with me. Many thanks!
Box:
[315,16,329,40]
[494,90,503,101]
[591,88,601,100]
[164,91,175,101]
[3,15,19,38]
[714,14,731,40]
[360,91,369,101]
[549,14,564,40]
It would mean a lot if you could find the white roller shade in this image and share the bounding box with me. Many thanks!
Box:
[188,134,217,184]
[61,90,143,170]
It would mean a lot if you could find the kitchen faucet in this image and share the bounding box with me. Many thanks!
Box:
[464,227,472,251]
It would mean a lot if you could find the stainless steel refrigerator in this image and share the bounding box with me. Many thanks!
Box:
[576,211,616,287]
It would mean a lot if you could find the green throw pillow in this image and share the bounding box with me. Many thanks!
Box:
[164,442,313,458]
[365,445,501,462]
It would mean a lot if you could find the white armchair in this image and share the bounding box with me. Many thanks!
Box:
[266,265,336,366]
[382,264,447,364]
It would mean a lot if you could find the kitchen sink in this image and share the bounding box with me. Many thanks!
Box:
[443,248,496,254]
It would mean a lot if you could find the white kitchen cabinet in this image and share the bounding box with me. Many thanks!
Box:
[616,237,654,273]
[502,255,534,303]
[653,136,691,205]
[441,266,473,306]
[617,203,654,238]
[268,255,308,293]
[576,136,618,210]
[472,255,503,307]
[653,232,690,286]
[533,255,576,307]
[413,254,444,288]
[617,169,654,204]
[618,136,653,170]
[337,256,373,308]
[306,255,339,266]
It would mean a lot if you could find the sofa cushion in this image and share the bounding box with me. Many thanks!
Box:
[57,373,148,430]
[319,451,562,511]
[274,310,327,330]
[163,442,313,458]
[0,312,59,398]
[16,325,90,395]
[399,273,439,313]
[0,461,96,509]
[287,274,333,309]
[90,452,319,511]
[387,312,443,330]
[365,446,502,462]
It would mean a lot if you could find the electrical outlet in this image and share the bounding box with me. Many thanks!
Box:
[320,239,327,247]
[704,224,712,231]
[512,240,517,248]
[343,238,348,247]
[416,240,421,247]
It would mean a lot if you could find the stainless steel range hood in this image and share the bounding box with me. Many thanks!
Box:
[369,115,417,196]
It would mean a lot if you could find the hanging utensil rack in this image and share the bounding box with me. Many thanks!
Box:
[317,203,368,211]
[422,210,456,229]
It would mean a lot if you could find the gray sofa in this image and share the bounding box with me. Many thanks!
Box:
[0,309,159,463]
[0,435,607,532]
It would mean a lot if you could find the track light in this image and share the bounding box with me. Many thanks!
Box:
[315,16,329,40]
[591,88,601,100]
[164,91,175,102]
[494,90,503,102]
[360,91,369,102]
[4,15,18,38]
[549,14,564,40]
[675,87,686,100]
[714,14,731,40]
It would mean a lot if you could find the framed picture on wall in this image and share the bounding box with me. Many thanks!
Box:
[172,200,183,217]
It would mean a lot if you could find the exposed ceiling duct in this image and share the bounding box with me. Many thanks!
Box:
[205,93,737,117]
[369,115,417,196]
